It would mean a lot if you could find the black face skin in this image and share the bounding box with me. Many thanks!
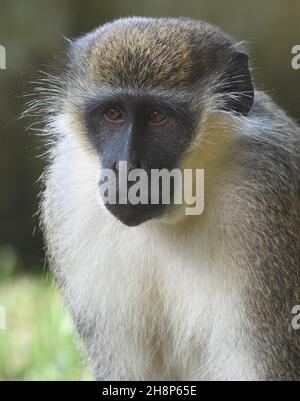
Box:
[85,90,196,226]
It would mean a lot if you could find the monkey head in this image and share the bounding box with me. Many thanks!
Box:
[55,17,254,226]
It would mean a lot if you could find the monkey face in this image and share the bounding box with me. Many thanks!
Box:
[85,91,196,226]
[63,17,253,226]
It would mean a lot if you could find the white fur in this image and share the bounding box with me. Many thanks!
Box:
[43,112,259,381]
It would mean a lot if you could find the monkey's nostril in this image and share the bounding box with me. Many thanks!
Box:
[126,160,143,171]
[112,161,118,172]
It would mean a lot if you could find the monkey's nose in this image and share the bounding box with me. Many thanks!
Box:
[114,159,144,172]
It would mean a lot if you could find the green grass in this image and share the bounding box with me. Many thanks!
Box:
[0,274,93,381]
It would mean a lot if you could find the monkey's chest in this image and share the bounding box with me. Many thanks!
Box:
[75,231,248,380]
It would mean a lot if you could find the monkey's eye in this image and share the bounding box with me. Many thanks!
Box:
[104,107,124,122]
[147,109,167,125]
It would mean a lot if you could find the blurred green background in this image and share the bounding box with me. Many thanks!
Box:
[0,0,299,380]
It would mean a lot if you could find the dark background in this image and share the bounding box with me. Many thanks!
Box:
[0,0,300,273]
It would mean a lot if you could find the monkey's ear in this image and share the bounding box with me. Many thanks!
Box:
[218,51,254,116]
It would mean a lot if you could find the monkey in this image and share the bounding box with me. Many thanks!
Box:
[36,17,300,381]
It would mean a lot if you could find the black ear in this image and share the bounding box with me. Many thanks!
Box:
[218,51,254,116]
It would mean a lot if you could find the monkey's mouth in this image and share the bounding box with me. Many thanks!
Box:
[98,172,175,226]
[104,202,167,227]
